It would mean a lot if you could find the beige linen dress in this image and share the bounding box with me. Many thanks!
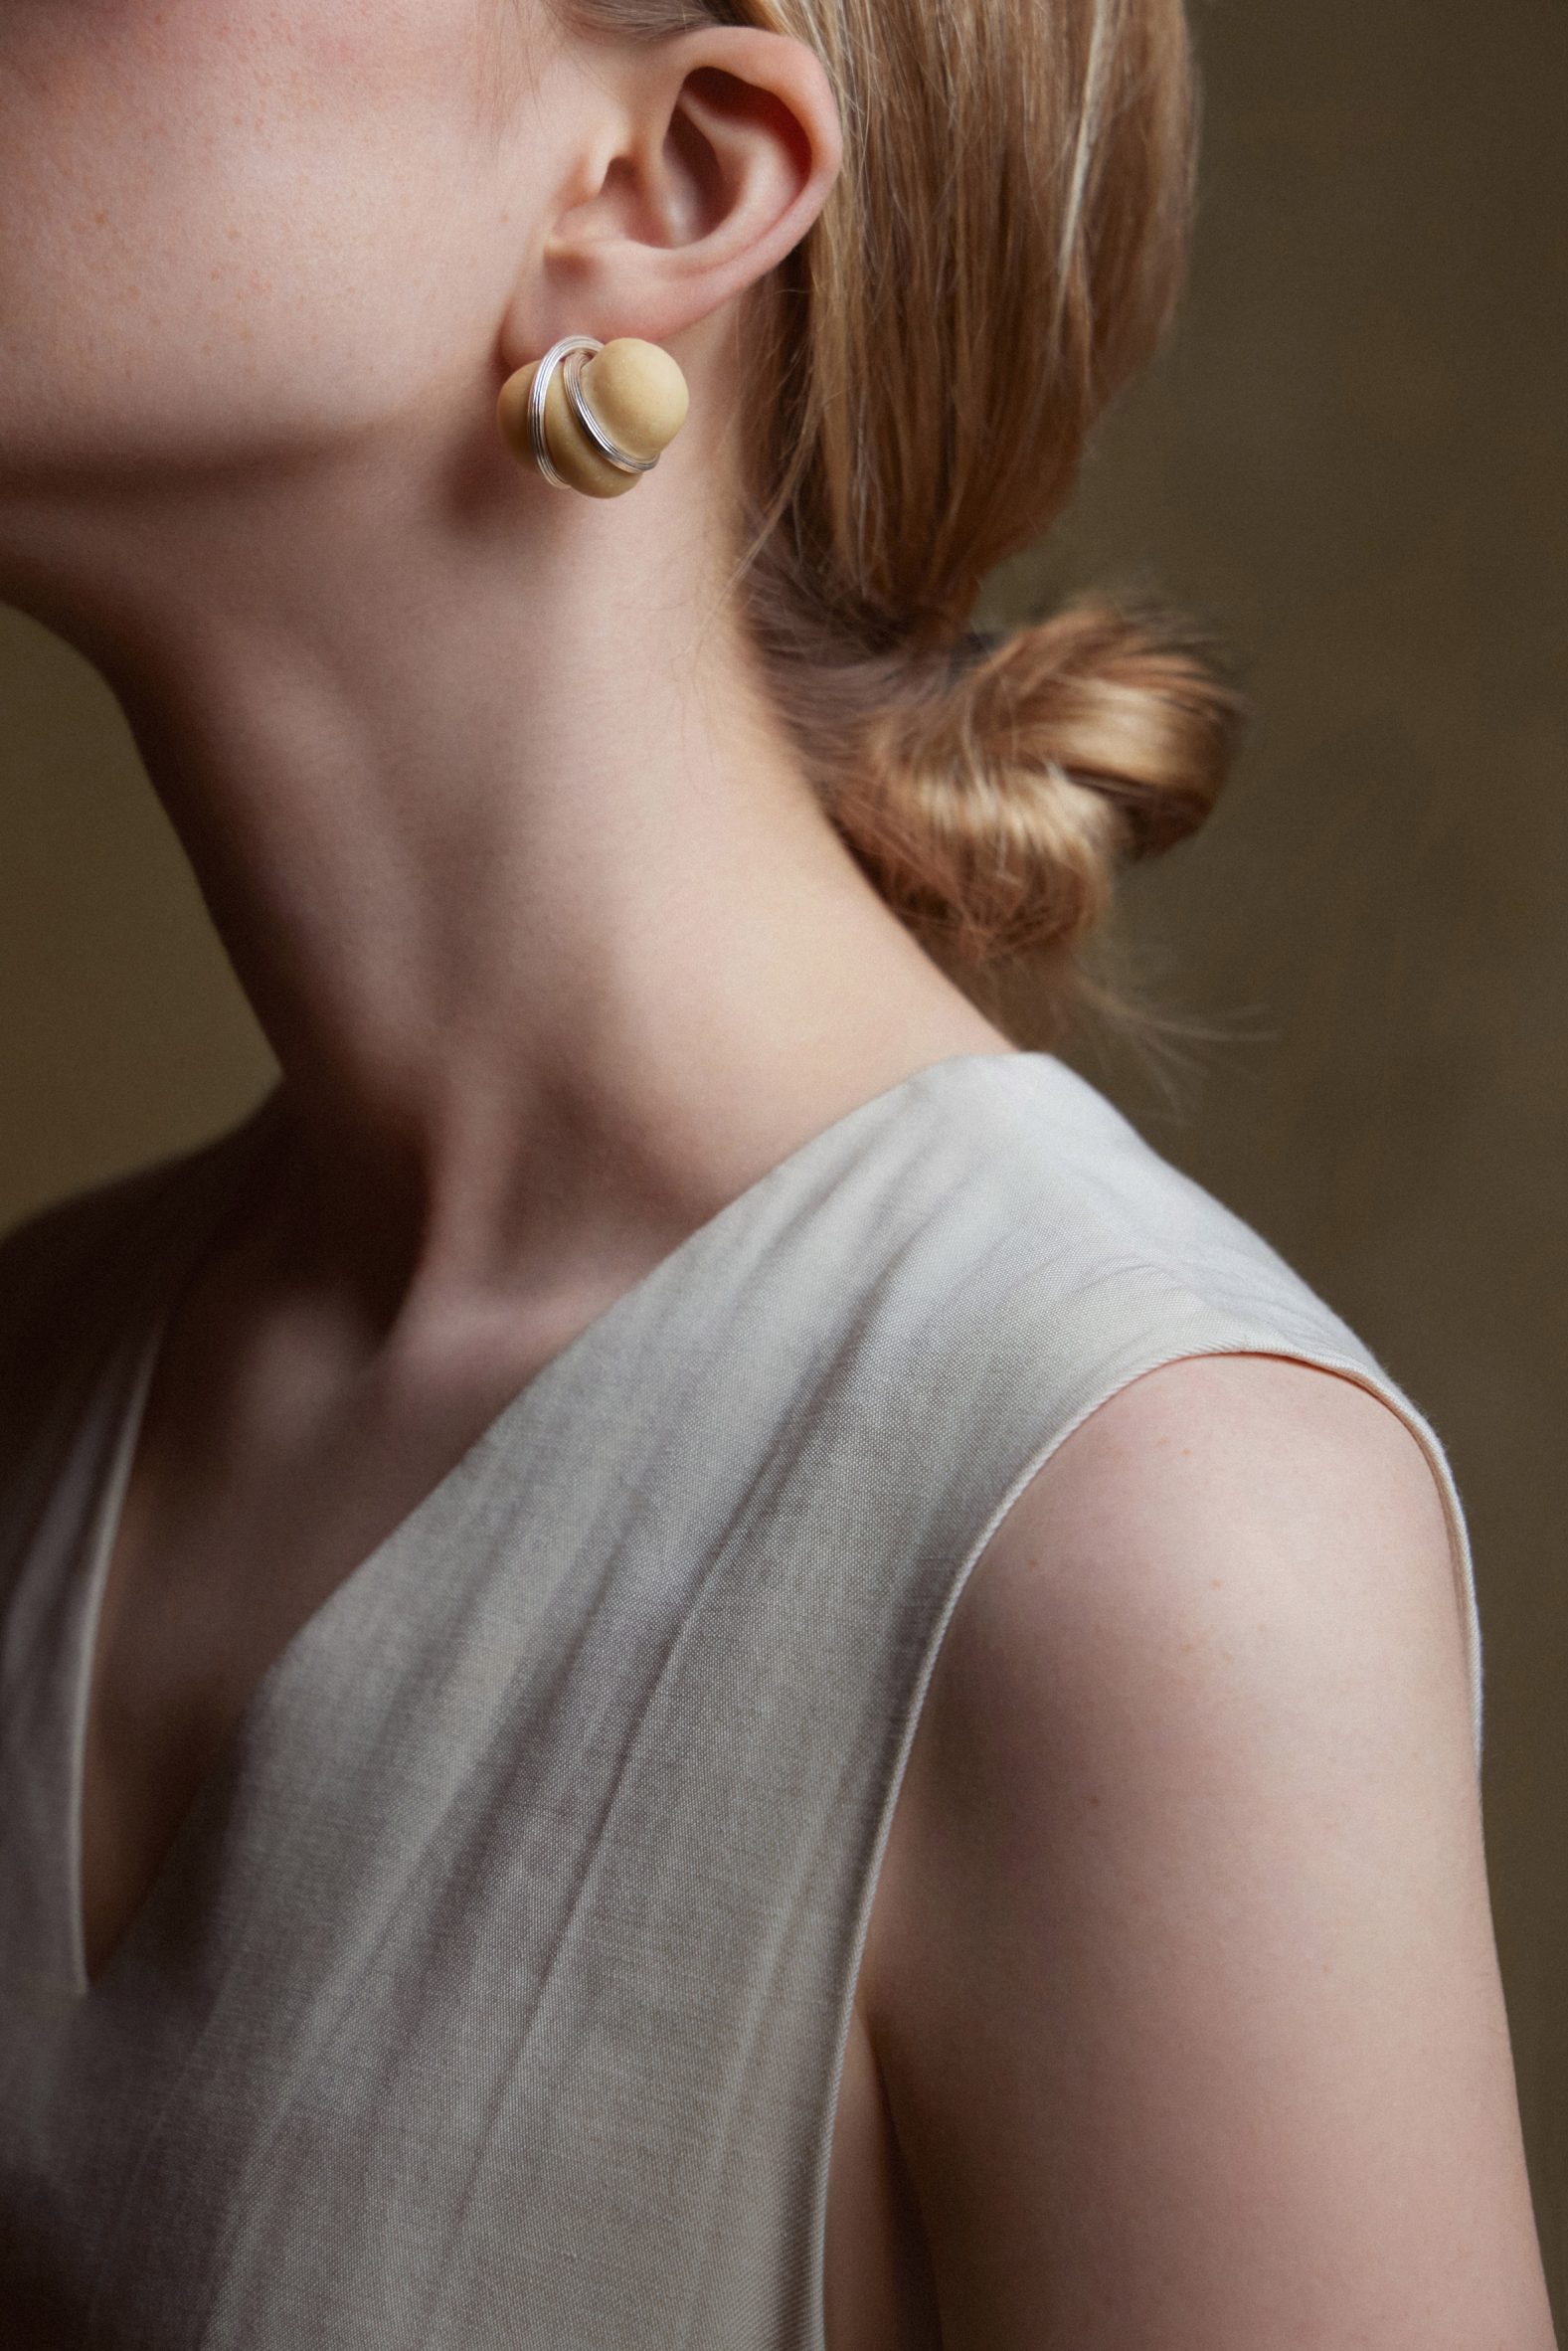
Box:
[0,1051,1482,2348]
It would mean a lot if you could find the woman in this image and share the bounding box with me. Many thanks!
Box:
[0,0,1552,2344]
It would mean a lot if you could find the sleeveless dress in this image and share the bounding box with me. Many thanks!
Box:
[0,1049,1483,2350]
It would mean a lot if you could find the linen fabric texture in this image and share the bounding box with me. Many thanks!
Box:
[0,1051,1483,2349]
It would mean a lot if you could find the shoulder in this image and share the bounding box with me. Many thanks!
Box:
[958,1351,1476,1747]
[897,1056,1386,1389]
[880,1060,1485,1741]
[861,1351,1551,2348]
[0,1159,153,1366]
[0,1131,226,1435]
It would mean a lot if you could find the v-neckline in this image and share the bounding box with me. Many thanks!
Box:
[61,1046,1033,1998]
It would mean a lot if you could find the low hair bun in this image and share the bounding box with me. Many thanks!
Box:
[806,595,1247,970]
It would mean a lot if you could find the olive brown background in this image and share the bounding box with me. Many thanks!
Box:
[2,0,1563,2322]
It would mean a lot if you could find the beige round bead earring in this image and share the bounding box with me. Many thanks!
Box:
[497,334,691,498]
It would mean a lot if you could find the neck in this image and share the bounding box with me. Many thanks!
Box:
[5,420,1006,1328]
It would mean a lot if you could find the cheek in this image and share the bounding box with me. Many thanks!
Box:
[0,0,543,474]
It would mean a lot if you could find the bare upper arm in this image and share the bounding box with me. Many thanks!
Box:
[863,1351,1552,2351]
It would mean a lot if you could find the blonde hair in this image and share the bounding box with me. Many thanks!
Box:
[544,0,1246,1044]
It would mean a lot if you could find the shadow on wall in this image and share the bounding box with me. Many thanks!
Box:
[1,0,1564,2327]
[0,608,277,1207]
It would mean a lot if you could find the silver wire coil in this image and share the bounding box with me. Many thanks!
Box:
[527,336,661,488]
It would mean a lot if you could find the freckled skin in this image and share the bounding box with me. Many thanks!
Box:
[0,0,573,480]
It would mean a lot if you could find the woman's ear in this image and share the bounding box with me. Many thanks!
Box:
[535,26,843,342]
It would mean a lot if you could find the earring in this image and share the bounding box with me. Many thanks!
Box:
[497,335,690,499]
